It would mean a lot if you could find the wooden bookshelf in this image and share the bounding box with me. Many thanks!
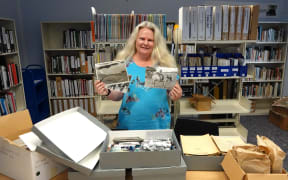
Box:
[0,18,26,115]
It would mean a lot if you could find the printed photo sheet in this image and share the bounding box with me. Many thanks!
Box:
[95,60,130,92]
[145,66,178,90]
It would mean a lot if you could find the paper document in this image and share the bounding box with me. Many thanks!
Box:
[212,136,246,153]
[145,66,178,90]
[19,132,42,151]
[33,108,107,162]
[95,60,129,93]
[180,134,220,155]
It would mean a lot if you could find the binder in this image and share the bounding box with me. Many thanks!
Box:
[222,5,229,40]
[242,6,251,40]
[205,6,213,41]
[249,5,260,40]
[179,7,189,42]
[190,6,198,41]
[235,6,243,40]
[213,6,222,40]
[197,6,206,40]
[229,6,236,40]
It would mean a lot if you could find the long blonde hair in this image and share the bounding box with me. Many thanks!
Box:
[116,21,176,68]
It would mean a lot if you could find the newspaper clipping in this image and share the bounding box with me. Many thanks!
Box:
[145,66,178,90]
[95,60,130,93]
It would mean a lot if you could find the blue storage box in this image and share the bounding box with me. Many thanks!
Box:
[239,65,248,77]
[181,66,189,77]
[211,66,218,77]
[203,66,211,77]
[231,66,239,76]
[195,66,204,77]
[216,66,232,77]
[189,66,196,77]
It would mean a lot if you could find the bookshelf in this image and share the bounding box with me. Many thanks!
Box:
[91,13,169,119]
[0,18,26,115]
[243,21,288,115]
[176,4,262,140]
[41,22,97,117]
[176,41,252,140]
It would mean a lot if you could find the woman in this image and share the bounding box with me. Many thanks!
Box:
[95,21,182,130]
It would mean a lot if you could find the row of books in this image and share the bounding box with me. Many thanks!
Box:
[181,80,238,99]
[0,64,20,90]
[248,66,282,80]
[49,53,94,74]
[0,92,16,116]
[179,5,259,41]
[0,27,16,54]
[95,44,124,63]
[257,26,286,42]
[63,30,93,49]
[179,53,244,67]
[92,14,167,42]
[246,47,282,61]
[51,98,96,116]
[242,82,281,97]
[50,77,94,97]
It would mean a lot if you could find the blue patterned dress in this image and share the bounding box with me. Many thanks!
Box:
[117,60,171,130]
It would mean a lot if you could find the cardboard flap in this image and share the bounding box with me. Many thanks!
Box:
[246,173,288,180]
[221,151,245,180]
[0,110,32,140]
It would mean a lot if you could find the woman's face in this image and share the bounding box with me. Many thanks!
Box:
[135,27,154,57]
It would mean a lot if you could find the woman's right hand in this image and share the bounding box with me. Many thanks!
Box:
[94,80,109,96]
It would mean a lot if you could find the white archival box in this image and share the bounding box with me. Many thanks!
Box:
[31,107,109,175]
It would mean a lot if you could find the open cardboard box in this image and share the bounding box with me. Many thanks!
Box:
[32,107,181,173]
[221,151,288,180]
[0,110,66,180]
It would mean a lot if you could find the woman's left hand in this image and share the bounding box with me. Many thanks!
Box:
[168,82,182,101]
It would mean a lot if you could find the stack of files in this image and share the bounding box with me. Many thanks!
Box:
[180,134,246,171]
[20,107,109,175]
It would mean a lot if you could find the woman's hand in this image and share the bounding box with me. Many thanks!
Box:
[94,80,109,96]
[168,82,182,101]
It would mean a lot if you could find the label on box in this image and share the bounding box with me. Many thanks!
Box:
[221,69,229,72]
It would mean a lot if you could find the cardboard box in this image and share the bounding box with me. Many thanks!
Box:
[0,110,66,180]
[33,108,181,173]
[183,155,224,171]
[186,171,229,180]
[100,129,181,169]
[269,110,288,131]
[131,157,186,180]
[221,151,288,180]
[67,166,125,180]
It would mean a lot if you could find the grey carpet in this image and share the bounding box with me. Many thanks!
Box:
[240,115,288,169]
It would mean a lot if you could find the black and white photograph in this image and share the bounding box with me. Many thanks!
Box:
[95,60,129,92]
[106,81,130,93]
[145,66,178,90]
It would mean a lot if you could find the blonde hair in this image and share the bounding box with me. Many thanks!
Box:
[116,21,176,68]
